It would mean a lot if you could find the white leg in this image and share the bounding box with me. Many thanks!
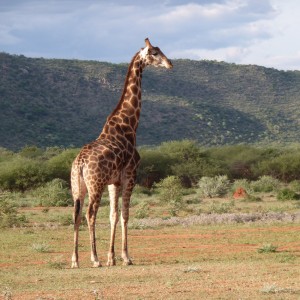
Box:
[107,184,120,266]
[121,184,134,265]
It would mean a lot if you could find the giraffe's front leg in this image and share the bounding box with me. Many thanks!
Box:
[107,184,120,266]
[121,184,134,266]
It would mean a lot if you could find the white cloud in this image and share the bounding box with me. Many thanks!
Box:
[170,46,250,63]
[0,0,299,69]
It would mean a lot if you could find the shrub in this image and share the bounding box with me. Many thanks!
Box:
[231,179,253,194]
[255,151,300,181]
[31,178,72,207]
[0,157,48,191]
[289,180,300,192]
[0,196,27,228]
[58,215,73,226]
[18,146,43,159]
[250,175,281,193]
[48,260,67,269]
[277,188,299,201]
[257,243,278,253]
[135,201,150,219]
[209,200,235,214]
[32,242,51,253]
[198,175,230,198]
[208,145,271,180]
[133,184,152,196]
[46,149,78,182]
[156,176,185,216]
[137,148,172,188]
[159,140,223,186]
[243,194,262,202]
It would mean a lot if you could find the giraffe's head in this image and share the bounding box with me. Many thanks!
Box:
[140,38,173,69]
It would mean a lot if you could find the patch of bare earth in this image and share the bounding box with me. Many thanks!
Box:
[5,224,299,299]
[12,262,299,299]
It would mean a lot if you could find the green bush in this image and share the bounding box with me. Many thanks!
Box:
[257,244,278,253]
[0,196,27,228]
[231,179,253,194]
[135,201,150,219]
[208,145,274,180]
[289,180,300,192]
[243,194,262,202]
[58,215,73,226]
[133,184,152,196]
[198,175,230,198]
[277,188,299,201]
[31,178,72,207]
[250,175,281,193]
[137,148,172,188]
[18,146,43,159]
[255,151,300,181]
[209,200,235,214]
[156,176,185,216]
[32,242,51,253]
[0,156,48,191]
[159,140,223,186]
[46,149,78,182]
[0,147,14,163]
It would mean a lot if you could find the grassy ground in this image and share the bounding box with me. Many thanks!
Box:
[0,193,299,299]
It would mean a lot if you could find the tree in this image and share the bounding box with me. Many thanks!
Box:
[137,147,172,188]
[46,148,79,182]
[156,176,185,216]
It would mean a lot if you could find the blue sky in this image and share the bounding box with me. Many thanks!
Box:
[1,0,300,70]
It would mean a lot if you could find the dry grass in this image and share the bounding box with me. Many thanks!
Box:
[0,225,299,298]
[0,195,299,299]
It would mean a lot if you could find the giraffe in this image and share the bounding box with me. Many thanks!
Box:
[71,38,173,268]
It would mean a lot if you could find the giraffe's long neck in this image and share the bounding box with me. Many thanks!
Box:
[99,52,145,146]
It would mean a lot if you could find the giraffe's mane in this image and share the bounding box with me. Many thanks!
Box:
[106,50,141,122]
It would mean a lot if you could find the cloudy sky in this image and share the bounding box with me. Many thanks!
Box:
[0,0,300,70]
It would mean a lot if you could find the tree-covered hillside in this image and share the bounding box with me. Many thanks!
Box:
[1,52,300,149]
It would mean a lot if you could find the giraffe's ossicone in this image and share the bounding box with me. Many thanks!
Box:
[71,38,173,268]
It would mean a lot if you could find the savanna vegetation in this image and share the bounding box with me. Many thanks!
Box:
[2,140,300,194]
[1,140,300,222]
[0,141,299,299]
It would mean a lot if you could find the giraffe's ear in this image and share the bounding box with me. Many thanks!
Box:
[145,38,152,48]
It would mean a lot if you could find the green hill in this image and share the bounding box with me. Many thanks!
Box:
[1,52,300,150]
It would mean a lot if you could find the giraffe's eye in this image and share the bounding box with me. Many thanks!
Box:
[149,49,158,56]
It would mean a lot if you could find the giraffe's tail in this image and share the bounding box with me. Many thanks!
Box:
[74,199,81,224]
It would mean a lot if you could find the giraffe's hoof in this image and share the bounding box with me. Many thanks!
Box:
[106,259,116,267]
[123,259,133,266]
[71,262,79,268]
[92,261,102,268]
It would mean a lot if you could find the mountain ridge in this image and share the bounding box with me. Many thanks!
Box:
[1,52,300,150]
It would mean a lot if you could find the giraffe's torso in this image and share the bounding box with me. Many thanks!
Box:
[72,138,140,192]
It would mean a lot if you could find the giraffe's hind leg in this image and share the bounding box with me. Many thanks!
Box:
[86,189,103,267]
[71,172,87,268]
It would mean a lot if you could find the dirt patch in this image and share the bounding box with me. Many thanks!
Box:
[2,223,300,300]
[233,187,248,199]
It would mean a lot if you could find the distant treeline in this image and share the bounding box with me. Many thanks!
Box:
[1,140,300,192]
